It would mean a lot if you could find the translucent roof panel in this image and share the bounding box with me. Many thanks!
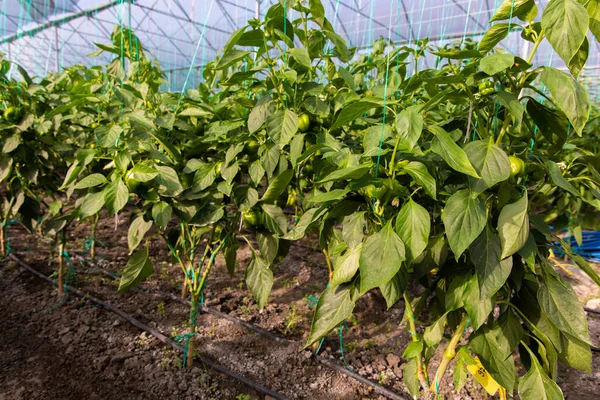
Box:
[1,0,599,98]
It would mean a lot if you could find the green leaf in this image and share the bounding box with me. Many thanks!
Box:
[465,139,511,194]
[547,160,579,197]
[331,243,362,288]
[403,359,420,398]
[496,309,524,357]
[118,247,154,292]
[424,313,448,347]
[362,125,392,156]
[288,47,312,69]
[306,284,355,346]
[470,227,513,300]
[152,202,172,231]
[304,97,330,117]
[402,341,424,359]
[394,108,423,151]
[359,221,405,294]
[248,95,274,134]
[587,0,600,43]
[479,23,512,53]
[445,274,471,311]
[103,179,129,215]
[453,357,468,393]
[558,333,592,373]
[257,232,279,265]
[442,189,487,258]
[527,99,569,149]
[193,163,216,192]
[261,169,293,203]
[496,90,524,129]
[490,0,536,22]
[317,164,371,183]
[245,253,273,310]
[430,126,479,178]
[79,192,104,219]
[129,164,159,182]
[498,192,529,259]
[330,101,379,130]
[216,49,250,69]
[540,66,589,135]
[568,36,589,78]
[379,268,408,309]
[283,208,322,240]
[261,204,287,235]
[464,274,495,330]
[538,273,590,343]
[401,161,437,199]
[542,0,589,67]
[341,211,365,249]
[2,134,20,153]
[480,53,514,75]
[155,165,184,197]
[431,49,482,59]
[518,344,564,400]
[266,109,299,147]
[74,173,107,189]
[470,326,516,392]
[395,199,430,263]
[128,215,153,254]
[0,154,12,183]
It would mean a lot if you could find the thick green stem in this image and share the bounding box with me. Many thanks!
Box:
[186,293,199,368]
[432,313,469,393]
[403,293,430,390]
[495,115,512,146]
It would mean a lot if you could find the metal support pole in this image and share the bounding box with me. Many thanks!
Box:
[256,0,260,20]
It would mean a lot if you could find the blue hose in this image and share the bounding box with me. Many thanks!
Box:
[553,231,600,262]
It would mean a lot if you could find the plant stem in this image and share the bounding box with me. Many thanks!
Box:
[495,114,512,146]
[323,249,333,282]
[0,222,5,259]
[432,313,469,393]
[57,233,66,298]
[403,293,430,390]
[186,293,199,368]
[90,214,98,261]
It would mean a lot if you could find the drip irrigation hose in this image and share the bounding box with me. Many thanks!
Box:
[72,254,412,398]
[8,253,288,400]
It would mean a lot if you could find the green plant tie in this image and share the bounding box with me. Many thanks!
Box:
[174,298,200,367]
[83,237,104,251]
[38,250,76,314]
[305,295,319,307]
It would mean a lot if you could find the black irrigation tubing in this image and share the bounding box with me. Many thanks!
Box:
[585,307,600,315]
[8,253,289,400]
[73,254,291,345]
[72,254,410,399]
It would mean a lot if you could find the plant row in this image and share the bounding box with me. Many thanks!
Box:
[2,0,600,398]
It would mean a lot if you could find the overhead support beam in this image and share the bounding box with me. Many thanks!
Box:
[0,0,131,46]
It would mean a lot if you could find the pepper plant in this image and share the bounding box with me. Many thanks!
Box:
[2,0,600,398]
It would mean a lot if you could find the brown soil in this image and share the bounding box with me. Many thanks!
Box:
[1,208,599,399]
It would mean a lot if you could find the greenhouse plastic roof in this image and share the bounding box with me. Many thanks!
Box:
[1,0,600,96]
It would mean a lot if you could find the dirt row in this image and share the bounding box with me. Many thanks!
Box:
[1,210,599,399]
